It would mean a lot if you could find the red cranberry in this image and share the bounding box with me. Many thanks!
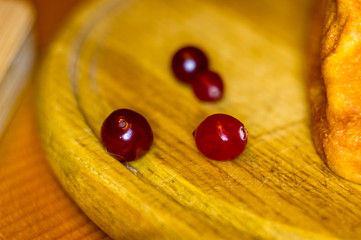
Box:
[193,114,248,161]
[171,46,209,83]
[101,109,153,162]
[191,70,224,101]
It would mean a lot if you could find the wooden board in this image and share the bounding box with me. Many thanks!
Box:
[0,0,111,239]
[36,0,361,239]
[0,87,110,240]
[0,0,35,137]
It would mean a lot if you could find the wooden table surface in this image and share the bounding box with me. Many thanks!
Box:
[0,0,110,239]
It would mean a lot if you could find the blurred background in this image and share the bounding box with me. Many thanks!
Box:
[32,0,80,50]
[0,0,111,239]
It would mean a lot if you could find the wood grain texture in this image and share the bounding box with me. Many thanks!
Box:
[0,87,110,240]
[0,0,110,239]
[36,0,361,239]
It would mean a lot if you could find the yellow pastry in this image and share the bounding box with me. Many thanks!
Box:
[310,0,361,183]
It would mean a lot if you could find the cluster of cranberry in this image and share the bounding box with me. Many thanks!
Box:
[171,46,224,102]
[101,46,248,162]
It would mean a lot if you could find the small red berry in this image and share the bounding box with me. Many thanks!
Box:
[193,114,248,161]
[171,46,209,83]
[101,109,153,162]
[191,70,224,101]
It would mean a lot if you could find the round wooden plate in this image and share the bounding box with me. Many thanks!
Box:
[37,0,361,239]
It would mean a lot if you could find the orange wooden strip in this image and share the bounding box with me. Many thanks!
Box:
[0,0,110,239]
[0,87,109,239]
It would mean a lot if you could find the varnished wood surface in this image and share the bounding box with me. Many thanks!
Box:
[0,0,110,239]
[0,88,109,239]
[36,0,361,239]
